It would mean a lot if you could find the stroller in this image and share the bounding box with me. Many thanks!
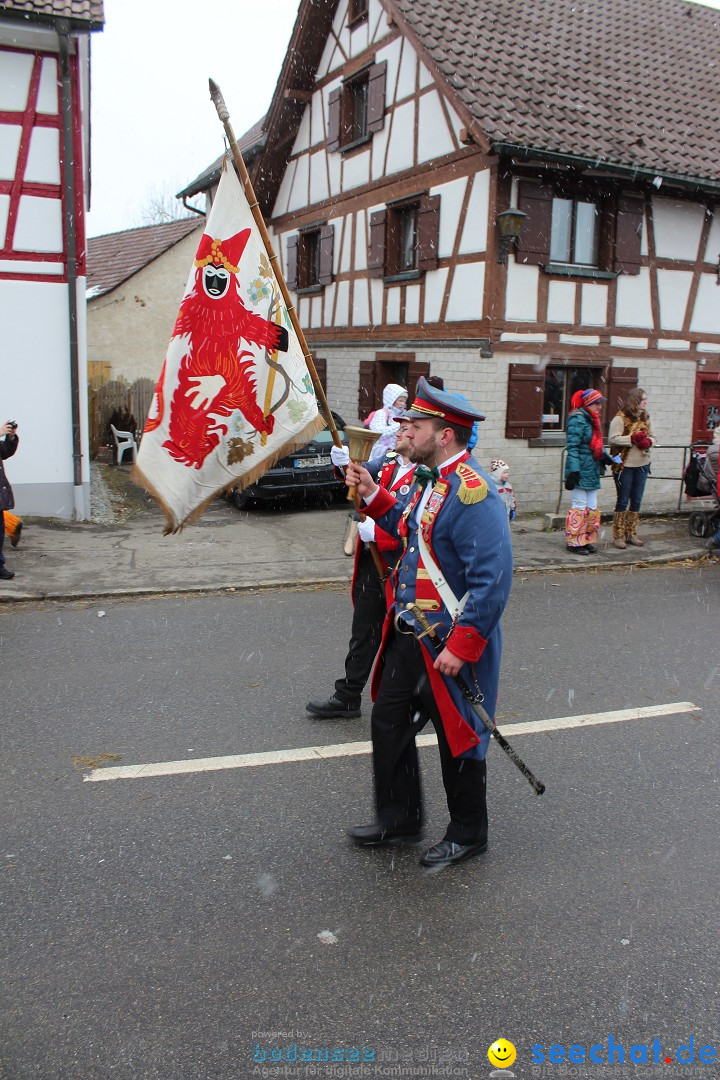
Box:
[684,444,720,538]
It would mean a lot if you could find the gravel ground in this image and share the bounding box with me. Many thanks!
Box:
[89,463,116,525]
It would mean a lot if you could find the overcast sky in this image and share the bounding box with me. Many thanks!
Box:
[85,0,720,239]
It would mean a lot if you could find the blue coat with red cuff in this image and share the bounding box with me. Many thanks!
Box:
[349,452,415,599]
[365,454,513,760]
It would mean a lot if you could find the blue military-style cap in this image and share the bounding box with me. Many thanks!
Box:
[402,377,485,427]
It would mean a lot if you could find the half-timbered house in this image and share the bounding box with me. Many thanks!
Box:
[0,0,103,519]
[180,0,720,510]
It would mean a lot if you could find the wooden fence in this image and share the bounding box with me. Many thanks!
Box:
[89,377,155,459]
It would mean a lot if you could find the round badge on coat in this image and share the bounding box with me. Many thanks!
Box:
[398,484,411,496]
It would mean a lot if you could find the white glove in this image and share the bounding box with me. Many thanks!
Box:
[357,518,376,543]
[330,445,351,467]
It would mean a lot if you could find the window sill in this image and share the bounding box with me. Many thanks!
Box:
[297,285,325,296]
[348,13,368,29]
[543,263,618,281]
[340,134,372,155]
[383,270,423,285]
[529,433,567,448]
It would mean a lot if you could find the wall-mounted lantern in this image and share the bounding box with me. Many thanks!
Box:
[496,207,528,265]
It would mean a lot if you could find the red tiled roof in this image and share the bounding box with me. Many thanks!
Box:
[87,217,201,299]
[0,0,104,27]
[393,0,720,183]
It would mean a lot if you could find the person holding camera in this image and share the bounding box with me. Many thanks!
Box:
[563,388,606,556]
[0,420,19,580]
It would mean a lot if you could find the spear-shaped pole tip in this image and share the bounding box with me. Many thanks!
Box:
[208,78,230,123]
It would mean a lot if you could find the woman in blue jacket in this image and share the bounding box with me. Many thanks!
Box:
[564,388,605,555]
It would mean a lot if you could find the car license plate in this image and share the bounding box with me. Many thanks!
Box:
[294,454,332,469]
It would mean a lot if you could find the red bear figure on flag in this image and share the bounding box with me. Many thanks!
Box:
[158,228,289,470]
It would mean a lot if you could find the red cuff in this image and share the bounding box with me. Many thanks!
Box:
[446,624,487,664]
[374,526,398,552]
[363,486,397,520]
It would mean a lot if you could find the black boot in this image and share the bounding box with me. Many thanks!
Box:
[306,696,361,719]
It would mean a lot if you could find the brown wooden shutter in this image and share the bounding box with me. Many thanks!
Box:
[417,194,440,272]
[358,359,376,420]
[516,180,553,266]
[505,363,544,439]
[614,194,644,275]
[602,365,638,434]
[407,359,429,403]
[286,234,298,291]
[311,353,327,394]
[368,209,387,278]
[327,87,342,152]
[367,61,387,134]
[318,225,334,287]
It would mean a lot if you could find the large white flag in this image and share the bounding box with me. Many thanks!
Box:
[135,162,323,532]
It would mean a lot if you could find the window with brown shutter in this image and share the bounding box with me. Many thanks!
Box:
[366,62,387,135]
[602,365,639,433]
[290,225,335,293]
[505,364,544,439]
[286,234,298,292]
[318,225,334,287]
[358,359,376,420]
[369,193,440,281]
[614,195,643,276]
[328,61,387,153]
[368,209,387,278]
[417,194,440,272]
[516,181,554,266]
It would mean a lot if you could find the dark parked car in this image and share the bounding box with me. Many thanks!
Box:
[231,412,348,509]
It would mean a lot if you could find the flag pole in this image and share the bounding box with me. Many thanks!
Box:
[208,78,387,581]
[208,78,340,449]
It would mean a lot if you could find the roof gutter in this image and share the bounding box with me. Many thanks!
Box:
[492,142,720,197]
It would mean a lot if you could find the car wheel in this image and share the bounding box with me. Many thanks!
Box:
[688,511,711,538]
[233,488,249,511]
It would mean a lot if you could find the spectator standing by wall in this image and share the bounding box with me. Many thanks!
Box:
[564,389,605,556]
[0,420,19,581]
[608,388,656,549]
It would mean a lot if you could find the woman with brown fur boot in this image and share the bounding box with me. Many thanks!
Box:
[609,388,656,549]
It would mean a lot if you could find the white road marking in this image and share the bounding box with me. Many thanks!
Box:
[84,701,700,783]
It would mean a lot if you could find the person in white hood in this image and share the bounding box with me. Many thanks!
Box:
[367,383,407,461]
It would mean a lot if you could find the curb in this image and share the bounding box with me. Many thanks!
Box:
[0,548,706,604]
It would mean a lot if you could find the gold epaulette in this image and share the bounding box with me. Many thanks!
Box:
[455,462,488,504]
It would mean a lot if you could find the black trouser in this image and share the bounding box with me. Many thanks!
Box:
[370,626,488,844]
[333,546,388,705]
[0,510,5,569]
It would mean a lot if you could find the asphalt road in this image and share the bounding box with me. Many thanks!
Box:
[1,565,718,1080]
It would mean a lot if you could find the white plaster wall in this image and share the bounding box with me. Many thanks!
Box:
[335,279,350,324]
[657,269,693,331]
[309,150,329,204]
[287,154,309,213]
[339,214,353,273]
[405,283,420,324]
[580,283,608,326]
[0,124,21,178]
[355,208,368,271]
[385,287,401,324]
[615,268,653,328]
[310,90,325,148]
[417,91,454,163]
[433,176,466,259]
[384,100,415,175]
[25,126,59,183]
[272,159,296,217]
[14,194,62,251]
[376,36,402,108]
[690,274,720,334]
[352,278,370,325]
[653,198,705,261]
[505,261,539,322]
[348,15,369,56]
[370,120,390,182]
[0,49,33,109]
[548,280,575,323]
[396,37,417,101]
[291,109,311,156]
[424,267,448,322]
[368,0,387,45]
[342,147,370,191]
[446,262,485,321]
[369,277,384,325]
[458,171,489,254]
[704,212,720,262]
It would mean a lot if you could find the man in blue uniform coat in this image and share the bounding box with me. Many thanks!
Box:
[344,379,513,868]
